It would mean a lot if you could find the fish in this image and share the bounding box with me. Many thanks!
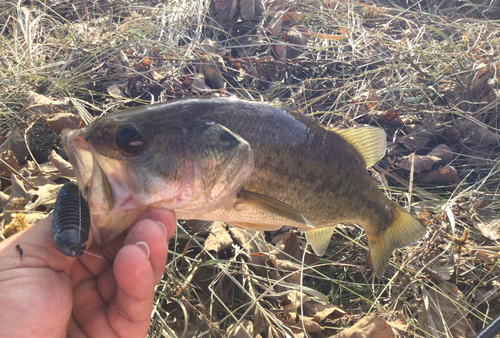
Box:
[62,97,426,277]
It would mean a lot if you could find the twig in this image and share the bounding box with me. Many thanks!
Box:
[0,158,38,191]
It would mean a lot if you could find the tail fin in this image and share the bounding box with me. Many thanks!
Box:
[367,204,426,277]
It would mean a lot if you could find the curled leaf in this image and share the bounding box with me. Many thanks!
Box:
[46,113,82,133]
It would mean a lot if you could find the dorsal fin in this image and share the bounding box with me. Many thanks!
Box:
[333,126,387,168]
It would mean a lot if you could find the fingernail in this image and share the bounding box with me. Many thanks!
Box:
[156,221,168,238]
[135,241,150,259]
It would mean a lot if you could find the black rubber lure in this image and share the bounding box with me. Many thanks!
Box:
[52,181,90,257]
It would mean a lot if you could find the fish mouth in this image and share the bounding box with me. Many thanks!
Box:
[62,128,143,244]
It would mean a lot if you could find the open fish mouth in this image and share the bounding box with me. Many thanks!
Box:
[62,128,146,244]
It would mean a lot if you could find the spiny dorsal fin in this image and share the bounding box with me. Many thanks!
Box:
[367,203,426,277]
[333,126,387,168]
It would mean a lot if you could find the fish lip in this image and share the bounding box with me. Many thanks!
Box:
[62,128,92,197]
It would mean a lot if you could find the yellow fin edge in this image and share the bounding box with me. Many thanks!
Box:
[368,204,426,277]
[334,126,387,168]
[305,226,336,256]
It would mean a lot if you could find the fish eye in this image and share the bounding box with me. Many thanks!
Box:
[116,124,145,154]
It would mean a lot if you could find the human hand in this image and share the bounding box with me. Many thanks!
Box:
[0,208,176,338]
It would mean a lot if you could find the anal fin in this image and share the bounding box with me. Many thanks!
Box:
[305,226,336,256]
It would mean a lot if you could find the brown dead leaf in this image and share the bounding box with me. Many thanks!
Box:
[303,300,346,322]
[229,227,268,274]
[23,91,71,115]
[427,144,454,162]
[459,120,500,146]
[0,191,9,209]
[240,0,265,20]
[226,319,257,338]
[191,73,211,93]
[264,0,285,11]
[268,11,284,36]
[134,56,151,72]
[282,312,323,333]
[397,154,439,174]
[337,314,395,338]
[46,113,82,133]
[402,135,430,151]
[473,208,500,240]
[388,312,408,336]
[0,127,30,164]
[107,84,128,99]
[351,90,379,113]
[421,166,458,184]
[420,281,476,338]
[285,25,309,59]
[470,63,495,100]
[48,150,74,177]
[271,231,318,267]
[0,150,20,178]
[214,0,238,27]
[200,53,226,89]
[424,259,454,281]
[204,222,233,252]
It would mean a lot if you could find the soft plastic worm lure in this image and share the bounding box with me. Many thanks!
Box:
[52,181,90,257]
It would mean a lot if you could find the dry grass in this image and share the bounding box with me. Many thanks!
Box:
[1,0,500,337]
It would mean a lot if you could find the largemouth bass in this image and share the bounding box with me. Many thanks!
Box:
[62,97,425,277]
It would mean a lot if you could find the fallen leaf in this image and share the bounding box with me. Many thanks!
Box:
[134,56,151,72]
[285,25,309,59]
[267,11,283,36]
[229,227,269,275]
[424,259,454,281]
[338,314,395,338]
[427,144,454,162]
[23,91,71,115]
[48,150,74,177]
[226,319,256,338]
[46,113,82,133]
[282,312,323,333]
[388,312,408,336]
[473,208,500,240]
[421,166,458,184]
[107,84,128,99]
[459,120,500,146]
[351,90,380,113]
[25,182,62,211]
[0,150,20,178]
[402,135,430,151]
[200,53,226,89]
[397,154,439,173]
[0,127,30,164]
[303,300,346,322]
[191,73,211,93]
[214,0,238,27]
[204,222,233,252]
[420,281,476,338]
[0,191,8,209]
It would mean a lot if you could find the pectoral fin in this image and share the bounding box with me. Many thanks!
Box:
[236,190,315,229]
[305,227,335,256]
